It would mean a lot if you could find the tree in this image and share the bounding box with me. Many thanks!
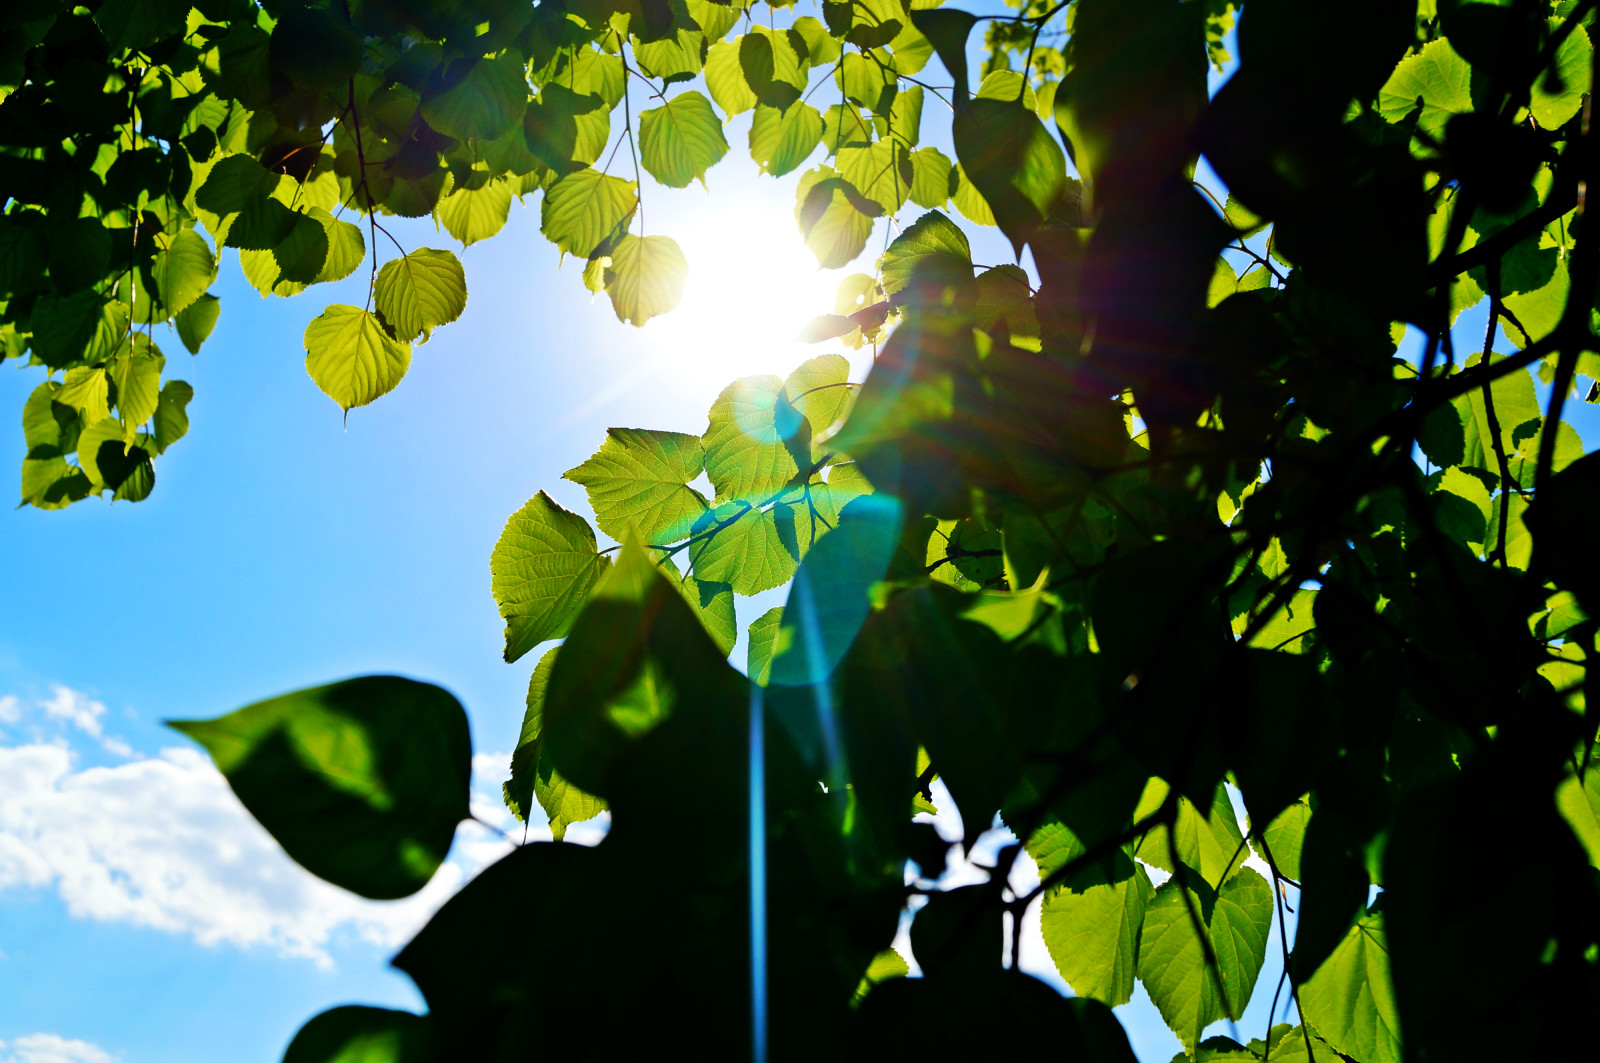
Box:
[7,0,1600,1060]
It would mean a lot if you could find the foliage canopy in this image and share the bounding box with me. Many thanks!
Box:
[8,0,1600,1060]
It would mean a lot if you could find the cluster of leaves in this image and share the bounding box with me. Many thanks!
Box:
[127,0,1600,1060]
[4,0,1022,507]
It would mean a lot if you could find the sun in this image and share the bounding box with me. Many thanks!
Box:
[627,164,880,392]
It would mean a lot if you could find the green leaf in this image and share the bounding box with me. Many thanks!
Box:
[852,947,910,1005]
[740,28,807,109]
[55,366,110,423]
[1261,796,1311,881]
[822,104,877,152]
[1417,397,1466,469]
[880,210,972,296]
[703,374,806,504]
[525,85,612,172]
[910,8,977,97]
[705,39,758,118]
[175,293,221,354]
[272,210,331,284]
[27,291,127,369]
[688,0,743,42]
[491,490,612,663]
[1210,867,1273,1021]
[170,677,468,900]
[303,306,413,412]
[195,153,280,215]
[657,554,738,656]
[422,53,529,141]
[152,228,216,317]
[77,418,150,491]
[503,647,607,838]
[837,139,914,214]
[110,337,162,438]
[950,162,996,226]
[240,208,365,297]
[541,169,638,259]
[976,70,1037,111]
[640,90,730,187]
[94,0,189,53]
[826,0,905,48]
[375,248,468,343]
[1137,869,1272,1052]
[747,605,786,685]
[889,84,924,148]
[1532,23,1591,129]
[791,16,843,68]
[769,494,903,686]
[1040,850,1155,1007]
[151,380,193,453]
[634,26,705,82]
[749,101,824,177]
[796,166,876,269]
[223,193,297,251]
[540,539,748,796]
[1555,760,1600,868]
[1454,354,1540,476]
[437,176,513,246]
[561,47,627,107]
[1379,37,1471,139]
[604,234,688,326]
[688,503,801,595]
[837,51,897,114]
[1298,909,1402,1063]
[785,353,855,445]
[907,147,953,209]
[564,427,709,542]
[952,96,1065,253]
[281,1005,432,1063]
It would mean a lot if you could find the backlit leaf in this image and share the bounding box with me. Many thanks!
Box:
[375,249,468,343]
[565,427,709,542]
[640,90,730,187]
[604,234,688,326]
[491,491,611,663]
[542,169,638,259]
[1298,909,1402,1063]
[421,53,529,141]
[437,176,513,246]
[703,374,805,504]
[503,646,607,838]
[749,101,824,177]
[1040,850,1154,1007]
[152,228,216,317]
[303,306,412,411]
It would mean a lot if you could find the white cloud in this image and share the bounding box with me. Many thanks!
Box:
[0,739,514,968]
[7,686,133,758]
[0,1033,113,1063]
[39,687,106,739]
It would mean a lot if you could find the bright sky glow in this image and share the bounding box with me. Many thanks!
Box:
[551,158,880,442]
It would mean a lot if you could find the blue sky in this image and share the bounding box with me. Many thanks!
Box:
[9,11,1578,1062]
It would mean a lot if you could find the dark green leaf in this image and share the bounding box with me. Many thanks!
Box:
[168,676,471,899]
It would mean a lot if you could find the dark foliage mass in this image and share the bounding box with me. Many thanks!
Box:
[9,0,1600,1060]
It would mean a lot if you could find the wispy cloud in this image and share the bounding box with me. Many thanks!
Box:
[0,686,528,968]
[5,687,133,758]
[0,1033,113,1063]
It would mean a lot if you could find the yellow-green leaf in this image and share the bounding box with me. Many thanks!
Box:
[604,234,688,327]
[302,305,412,411]
[375,248,468,343]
